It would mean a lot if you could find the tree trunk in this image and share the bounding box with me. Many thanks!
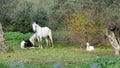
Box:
[105,30,120,55]
[0,23,7,51]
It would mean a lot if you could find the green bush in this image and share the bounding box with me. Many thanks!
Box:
[53,30,71,46]
[5,32,33,49]
[0,62,9,68]
[91,57,120,68]
[5,32,32,40]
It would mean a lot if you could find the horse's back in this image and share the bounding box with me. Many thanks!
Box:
[36,27,51,37]
[42,27,50,30]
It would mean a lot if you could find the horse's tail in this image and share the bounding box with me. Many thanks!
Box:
[48,29,54,47]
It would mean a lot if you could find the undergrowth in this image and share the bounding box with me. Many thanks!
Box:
[0,32,117,68]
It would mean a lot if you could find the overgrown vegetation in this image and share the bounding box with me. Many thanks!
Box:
[0,62,9,68]
[1,0,120,46]
[91,56,120,68]
[0,0,120,67]
[0,32,116,68]
[5,32,33,49]
[1,55,120,68]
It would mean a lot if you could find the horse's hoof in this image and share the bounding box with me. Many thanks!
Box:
[38,46,42,49]
[38,45,43,49]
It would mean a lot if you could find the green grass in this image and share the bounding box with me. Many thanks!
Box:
[0,48,114,68]
[0,32,117,68]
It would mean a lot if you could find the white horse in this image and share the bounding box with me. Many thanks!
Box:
[32,22,53,48]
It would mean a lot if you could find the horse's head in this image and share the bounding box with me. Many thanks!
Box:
[32,22,42,32]
[32,22,37,32]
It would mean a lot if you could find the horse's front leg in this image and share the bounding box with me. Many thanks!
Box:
[37,37,43,49]
[45,38,49,48]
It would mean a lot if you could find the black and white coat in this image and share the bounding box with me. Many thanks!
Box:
[20,40,35,49]
[20,34,37,49]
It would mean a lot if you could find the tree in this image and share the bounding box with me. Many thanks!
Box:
[0,23,7,51]
[65,10,106,46]
[106,23,120,55]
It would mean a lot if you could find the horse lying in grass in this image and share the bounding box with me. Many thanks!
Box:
[32,22,54,48]
[20,34,38,49]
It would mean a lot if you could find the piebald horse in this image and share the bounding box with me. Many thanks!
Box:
[32,22,53,48]
[20,33,38,49]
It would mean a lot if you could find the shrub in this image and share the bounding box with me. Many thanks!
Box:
[0,62,9,68]
[5,32,33,49]
[91,57,120,68]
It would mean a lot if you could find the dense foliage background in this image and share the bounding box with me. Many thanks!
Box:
[0,0,120,46]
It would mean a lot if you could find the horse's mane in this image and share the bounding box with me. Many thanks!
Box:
[36,24,41,29]
[32,22,42,32]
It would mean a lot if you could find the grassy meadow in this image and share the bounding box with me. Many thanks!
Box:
[0,32,119,68]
